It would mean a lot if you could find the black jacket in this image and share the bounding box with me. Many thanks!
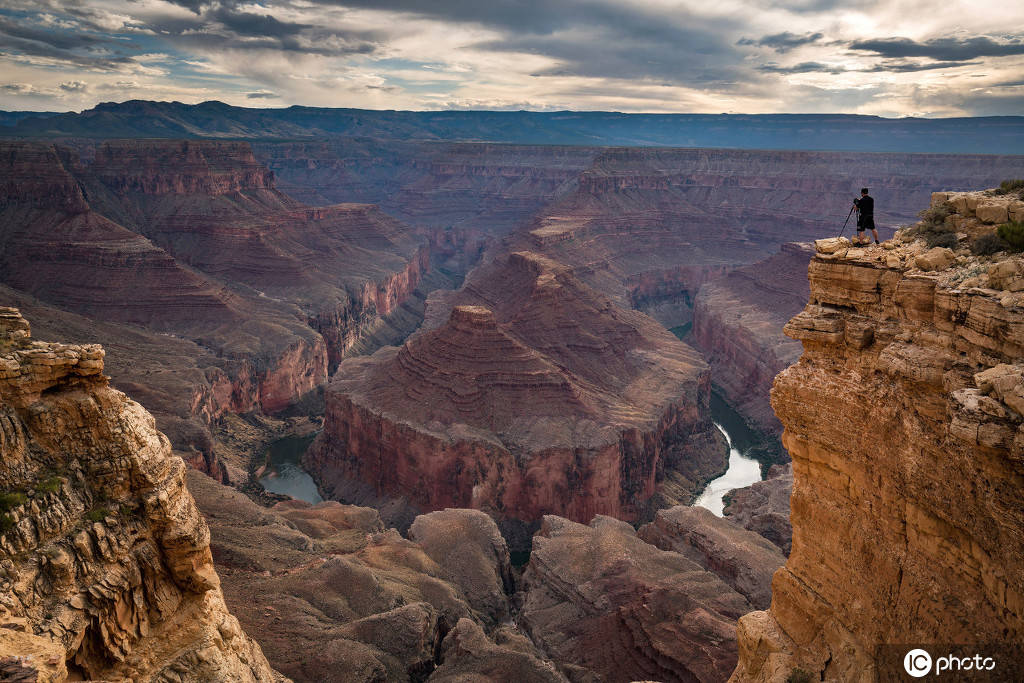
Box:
[855,195,874,228]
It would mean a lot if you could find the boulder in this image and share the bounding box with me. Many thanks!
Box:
[915,247,955,272]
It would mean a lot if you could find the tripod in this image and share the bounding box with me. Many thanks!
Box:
[838,203,856,240]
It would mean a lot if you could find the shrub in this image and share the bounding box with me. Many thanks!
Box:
[917,203,952,228]
[0,514,14,534]
[38,476,62,495]
[997,221,1024,252]
[994,179,1024,196]
[971,232,1010,256]
[85,507,111,523]
[786,669,813,683]
[0,491,27,512]
[925,231,959,249]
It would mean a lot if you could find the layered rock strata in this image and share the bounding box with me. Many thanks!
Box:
[308,251,724,526]
[0,309,280,681]
[732,191,1024,681]
[512,148,1024,330]
[691,243,814,433]
[0,140,427,473]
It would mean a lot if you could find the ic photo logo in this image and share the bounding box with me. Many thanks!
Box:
[904,649,933,677]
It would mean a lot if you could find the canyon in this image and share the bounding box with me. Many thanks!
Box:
[733,191,1024,681]
[3,108,1024,682]
[307,251,725,531]
[0,308,282,681]
[0,140,428,481]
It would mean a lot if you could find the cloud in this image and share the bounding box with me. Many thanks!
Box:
[246,91,277,99]
[849,35,1024,61]
[862,59,980,73]
[759,61,845,74]
[1,83,36,93]
[58,80,88,91]
[0,14,136,70]
[738,31,823,52]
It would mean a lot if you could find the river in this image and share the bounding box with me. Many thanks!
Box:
[258,433,323,503]
[257,398,763,515]
[693,394,764,516]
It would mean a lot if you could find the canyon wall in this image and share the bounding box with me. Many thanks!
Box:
[0,140,428,477]
[307,252,725,528]
[732,191,1024,681]
[691,243,814,433]
[0,308,281,681]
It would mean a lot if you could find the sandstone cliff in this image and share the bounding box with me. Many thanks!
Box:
[732,190,1024,681]
[307,251,725,528]
[0,308,281,681]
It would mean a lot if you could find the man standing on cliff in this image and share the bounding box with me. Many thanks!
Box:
[854,188,879,245]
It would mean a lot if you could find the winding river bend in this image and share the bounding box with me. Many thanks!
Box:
[694,394,764,516]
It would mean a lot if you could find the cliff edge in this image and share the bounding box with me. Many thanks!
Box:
[0,308,282,681]
[731,190,1024,681]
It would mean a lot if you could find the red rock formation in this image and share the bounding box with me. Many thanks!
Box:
[0,140,428,469]
[638,505,785,609]
[186,471,557,682]
[691,243,814,432]
[510,147,1024,331]
[308,251,724,525]
[732,194,1024,681]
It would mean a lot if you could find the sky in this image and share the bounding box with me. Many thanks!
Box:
[0,0,1022,117]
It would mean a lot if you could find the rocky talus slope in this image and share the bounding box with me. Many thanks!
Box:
[185,471,567,682]
[723,463,793,555]
[188,459,780,683]
[732,189,1024,681]
[0,308,281,682]
[307,251,724,529]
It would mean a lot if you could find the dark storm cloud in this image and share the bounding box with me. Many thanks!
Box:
[737,31,823,52]
[208,7,309,38]
[863,59,979,73]
[138,3,384,57]
[849,35,1024,61]
[0,15,135,69]
[759,58,979,75]
[758,61,844,74]
[465,3,744,87]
